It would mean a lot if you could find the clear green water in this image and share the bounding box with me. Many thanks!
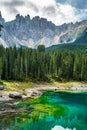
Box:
[0,91,87,130]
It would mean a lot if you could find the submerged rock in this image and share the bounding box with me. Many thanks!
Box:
[0,110,15,115]
[5,103,15,109]
[9,92,22,99]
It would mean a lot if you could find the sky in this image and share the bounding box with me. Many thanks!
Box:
[0,0,87,25]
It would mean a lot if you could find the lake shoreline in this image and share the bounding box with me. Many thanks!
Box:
[0,82,87,102]
[0,81,87,115]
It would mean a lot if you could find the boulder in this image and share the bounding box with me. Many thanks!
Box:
[30,90,42,97]
[0,95,2,97]
[9,92,22,99]
[0,85,4,90]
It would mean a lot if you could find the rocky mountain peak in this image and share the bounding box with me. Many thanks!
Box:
[16,14,25,22]
[0,11,2,18]
[0,11,87,48]
[16,14,30,21]
[0,11,5,25]
[25,15,30,20]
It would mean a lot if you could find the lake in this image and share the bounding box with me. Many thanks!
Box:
[0,91,87,130]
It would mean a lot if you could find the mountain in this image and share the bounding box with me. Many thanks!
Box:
[73,27,87,44]
[46,43,87,52]
[0,11,87,48]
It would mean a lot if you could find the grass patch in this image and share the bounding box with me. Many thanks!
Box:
[0,80,86,93]
[1,80,40,92]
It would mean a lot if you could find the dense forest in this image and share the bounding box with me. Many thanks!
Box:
[0,44,87,81]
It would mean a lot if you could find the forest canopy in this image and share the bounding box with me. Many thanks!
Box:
[0,45,87,81]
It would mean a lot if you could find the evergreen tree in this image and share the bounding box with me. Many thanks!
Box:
[37,45,45,52]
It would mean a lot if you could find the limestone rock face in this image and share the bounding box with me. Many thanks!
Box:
[0,11,5,25]
[0,11,87,48]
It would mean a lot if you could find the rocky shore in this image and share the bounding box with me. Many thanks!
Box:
[0,82,87,102]
[0,87,42,102]
[0,82,87,115]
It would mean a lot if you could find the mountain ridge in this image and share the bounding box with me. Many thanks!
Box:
[0,12,87,48]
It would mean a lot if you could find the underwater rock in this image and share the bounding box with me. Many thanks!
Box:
[0,110,15,115]
[5,103,15,109]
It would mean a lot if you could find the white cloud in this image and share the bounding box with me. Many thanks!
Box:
[0,0,87,25]
[29,0,55,7]
[41,3,78,25]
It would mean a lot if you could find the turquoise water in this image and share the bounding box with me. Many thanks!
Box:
[0,91,87,130]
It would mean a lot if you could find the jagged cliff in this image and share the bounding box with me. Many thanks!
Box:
[0,12,87,48]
